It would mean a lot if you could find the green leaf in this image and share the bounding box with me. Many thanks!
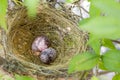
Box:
[15,74,35,80]
[98,61,107,70]
[66,0,74,3]
[24,0,39,17]
[112,74,120,80]
[102,50,120,73]
[0,17,7,30]
[68,52,99,73]
[91,76,99,80]
[79,18,90,25]
[80,16,120,39]
[91,0,120,19]
[0,0,7,14]
[0,0,8,30]
[87,34,101,55]
[90,4,101,18]
[102,39,116,49]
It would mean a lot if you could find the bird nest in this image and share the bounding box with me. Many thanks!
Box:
[4,5,88,77]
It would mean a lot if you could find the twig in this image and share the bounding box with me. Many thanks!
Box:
[112,40,120,44]
[80,6,89,14]
[98,71,112,75]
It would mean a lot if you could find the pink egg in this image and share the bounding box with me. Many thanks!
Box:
[32,36,50,52]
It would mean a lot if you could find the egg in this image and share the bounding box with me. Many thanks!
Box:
[31,36,50,52]
[40,48,57,64]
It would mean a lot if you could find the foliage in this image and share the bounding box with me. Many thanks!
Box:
[0,0,39,30]
[87,34,101,54]
[15,74,35,80]
[24,0,39,17]
[0,0,8,31]
[112,74,120,80]
[81,16,120,39]
[102,50,120,73]
[0,74,35,80]
[91,76,99,80]
[102,39,116,49]
[66,0,78,3]
[69,0,120,80]
[68,52,99,73]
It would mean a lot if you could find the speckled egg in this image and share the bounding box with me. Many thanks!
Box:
[40,48,57,64]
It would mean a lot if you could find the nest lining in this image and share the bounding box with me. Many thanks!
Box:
[6,5,88,76]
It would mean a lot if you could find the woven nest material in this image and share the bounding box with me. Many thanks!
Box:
[5,5,88,76]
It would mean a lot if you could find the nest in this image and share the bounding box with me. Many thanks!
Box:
[5,5,88,77]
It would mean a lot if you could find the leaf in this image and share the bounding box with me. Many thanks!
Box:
[66,0,74,3]
[15,74,35,80]
[87,34,101,55]
[91,0,120,19]
[79,18,90,25]
[91,76,99,80]
[0,0,7,30]
[0,0,7,14]
[112,74,120,80]
[0,17,7,30]
[98,61,107,70]
[80,16,120,39]
[68,52,99,73]
[102,39,116,49]
[90,4,101,18]
[102,50,120,73]
[24,0,39,17]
